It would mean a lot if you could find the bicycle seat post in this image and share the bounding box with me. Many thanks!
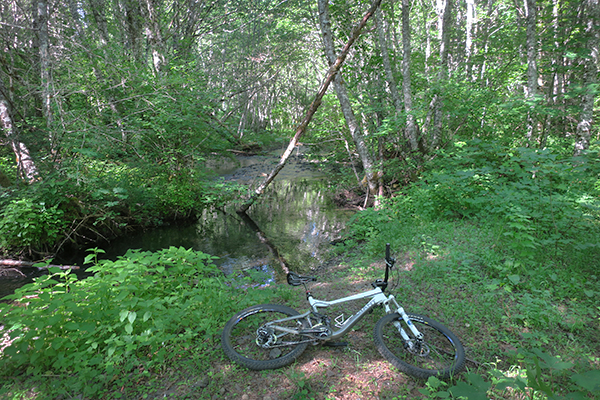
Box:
[303,282,313,299]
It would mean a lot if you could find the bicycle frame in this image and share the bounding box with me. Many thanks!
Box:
[264,286,424,344]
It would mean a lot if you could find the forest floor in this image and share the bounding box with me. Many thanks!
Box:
[145,250,473,400]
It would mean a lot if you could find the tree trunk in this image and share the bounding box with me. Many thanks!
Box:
[0,76,38,182]
[318,0,381,201]
[375,8,418,152]
[524,0,538,145]
[430,0,452,149]
[37,0,52,131]
[574,0,599,155]
[402,0,418,153]
[123,0,144,62]
[465,0,475,78]
[89,0,110,45]
[141,0,166,74]
[236,0,383,213]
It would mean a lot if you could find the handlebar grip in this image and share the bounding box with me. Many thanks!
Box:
[385,243,390,261]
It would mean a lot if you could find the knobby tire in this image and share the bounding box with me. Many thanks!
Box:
[221,304,309,370]
[374,313,466,379]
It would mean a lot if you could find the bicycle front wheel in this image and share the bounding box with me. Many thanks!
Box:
[221,304,309,370]
[374,313,465,379]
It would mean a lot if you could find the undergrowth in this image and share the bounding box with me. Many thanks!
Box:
[0,247,279,398]
[343,140,600,399]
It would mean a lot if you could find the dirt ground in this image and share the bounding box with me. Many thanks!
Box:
[189,254,444,400]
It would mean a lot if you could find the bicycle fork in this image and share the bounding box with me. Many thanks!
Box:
[384,295,424,351]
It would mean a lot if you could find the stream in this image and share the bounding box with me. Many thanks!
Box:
[0,149,354,298]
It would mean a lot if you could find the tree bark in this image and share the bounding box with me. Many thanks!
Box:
[141,0,166,74]
[375,8,418,152]
[37,0,52,131]
[401,0,418,153]
[318,0,381,201]
[0,259,79,270]
[0,75,38,182]
[430,0,452,149]
[89,0,110,45]
[524,0,539,145]
[237,0,383,213]
[574,0,599,155]
[465,0,475,77]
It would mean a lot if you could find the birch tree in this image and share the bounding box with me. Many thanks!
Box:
[0,75,38,182]
[524,0,539,145]
[465,0,475,77]
[237,0,383,213]
[429,0,452,149]
[401,0,418,153]
[37,0,52,133]
[375,8,418,152]
[574,0,599,155]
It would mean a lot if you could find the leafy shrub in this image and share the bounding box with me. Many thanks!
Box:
[0,198,67,252]
[394,140,600,262]
[419,349,600,400]
[0,247,273,396]
[0,156,246,254]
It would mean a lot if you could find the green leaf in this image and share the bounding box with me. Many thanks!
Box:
[65,322,80,331]
[143,311,152,322]
[571,369,600,392]
[508,274,521,285]
[128,311,137,324]
[125,324,133,334]
[449,373,491,400]
[119,310,129,322]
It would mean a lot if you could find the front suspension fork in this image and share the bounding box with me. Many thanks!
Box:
[384,295,424,346]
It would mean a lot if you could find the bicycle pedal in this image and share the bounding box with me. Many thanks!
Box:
[323,341,348,347]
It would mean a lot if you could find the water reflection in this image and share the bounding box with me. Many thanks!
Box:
[1,154,354,296]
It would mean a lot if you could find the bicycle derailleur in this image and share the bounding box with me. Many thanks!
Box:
[302,312,332,340]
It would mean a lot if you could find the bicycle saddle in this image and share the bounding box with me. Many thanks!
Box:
[287,272,317,286]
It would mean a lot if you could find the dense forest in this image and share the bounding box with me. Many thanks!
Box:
[0,0,597,256]
[1,0,599,398]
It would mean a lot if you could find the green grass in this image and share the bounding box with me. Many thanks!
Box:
[344,210,600,399]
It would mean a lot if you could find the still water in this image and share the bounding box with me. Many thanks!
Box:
[0,152,354,298]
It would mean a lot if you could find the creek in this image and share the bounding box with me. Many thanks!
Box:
[0,150,354,299]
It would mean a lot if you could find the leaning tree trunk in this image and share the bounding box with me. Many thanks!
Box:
[0,76,38,182]
[318,0,381,203]
[574,0,599,155]
[237,0,383,213]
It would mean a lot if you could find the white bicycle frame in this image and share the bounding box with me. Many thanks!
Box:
[265,286,424,344]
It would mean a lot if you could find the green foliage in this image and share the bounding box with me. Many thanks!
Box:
[420,349,600,400]
[0,197,67,252]
[384,140,600,263]
[346,140,599,400]
[287,370,316,400]
[0,247,274,396]
[0,155,246,254]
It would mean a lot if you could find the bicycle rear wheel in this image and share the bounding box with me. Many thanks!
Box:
[221,304,309,370]
[374,313,465,379]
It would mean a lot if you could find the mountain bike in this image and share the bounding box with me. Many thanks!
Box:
[221,244,466,379]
